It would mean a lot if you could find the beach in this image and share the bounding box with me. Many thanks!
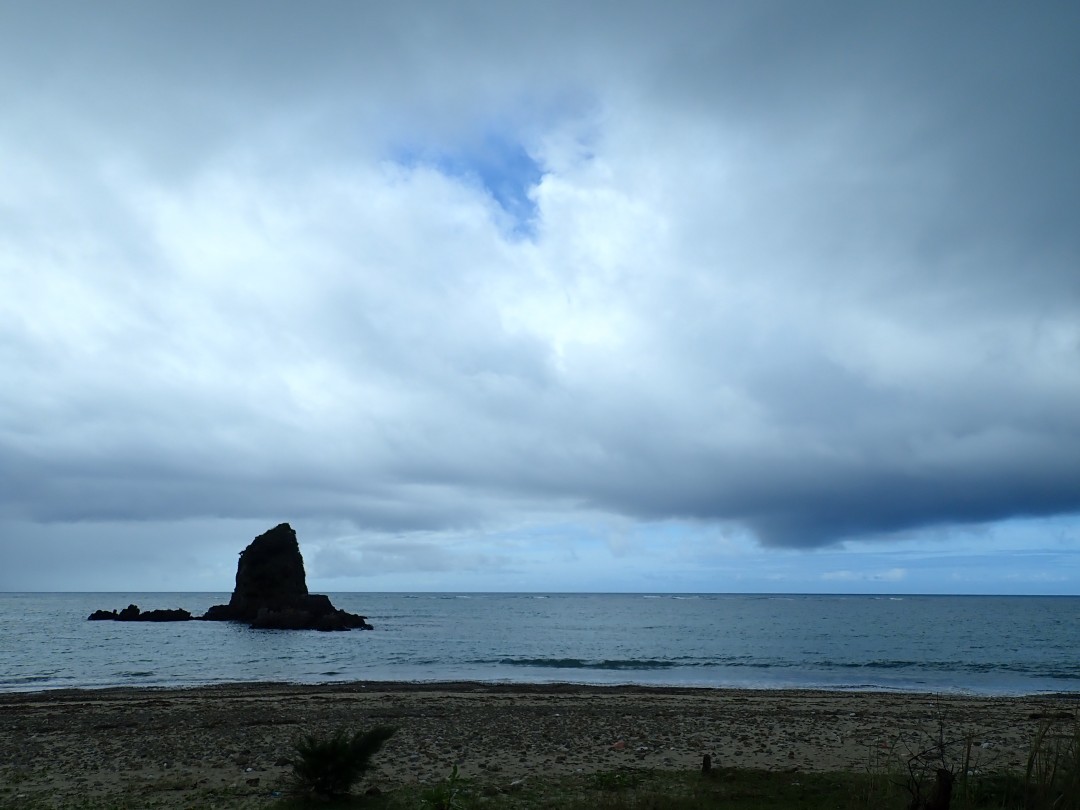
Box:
[2,682,1077,807]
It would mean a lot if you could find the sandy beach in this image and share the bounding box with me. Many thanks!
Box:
[2,682,1077,807]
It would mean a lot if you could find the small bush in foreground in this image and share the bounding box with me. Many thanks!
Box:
[420,764,466,810]
[292,726,396,798]
[1025,716,1080,810]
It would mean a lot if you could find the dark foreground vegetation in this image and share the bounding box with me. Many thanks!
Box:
[2,766,1077,810]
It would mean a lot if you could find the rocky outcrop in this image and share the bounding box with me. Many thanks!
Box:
[202,523,372,631]
[141,608,194,622]
[88,604,192,622]
[87,523,372,631]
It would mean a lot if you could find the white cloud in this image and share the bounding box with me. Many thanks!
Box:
[1,2,1079,591]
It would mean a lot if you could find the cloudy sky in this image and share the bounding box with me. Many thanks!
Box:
[2,2,1078,594]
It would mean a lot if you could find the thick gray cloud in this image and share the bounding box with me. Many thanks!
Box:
[1,2,1078,589]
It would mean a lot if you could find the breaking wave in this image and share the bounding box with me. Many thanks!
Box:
[493,657,678,671]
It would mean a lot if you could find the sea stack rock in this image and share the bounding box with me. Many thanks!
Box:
[202,523,372,631]
[215,522,310,617]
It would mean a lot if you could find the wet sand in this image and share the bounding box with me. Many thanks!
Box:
[1,682,1077,807]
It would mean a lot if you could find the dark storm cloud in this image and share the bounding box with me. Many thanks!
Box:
[1,0,1078,583]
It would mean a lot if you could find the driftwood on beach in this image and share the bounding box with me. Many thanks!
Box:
[88,523,372,631]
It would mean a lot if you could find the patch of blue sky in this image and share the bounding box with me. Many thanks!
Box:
[392,130,544,238]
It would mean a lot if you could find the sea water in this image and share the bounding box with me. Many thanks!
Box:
[2,592,1078,695]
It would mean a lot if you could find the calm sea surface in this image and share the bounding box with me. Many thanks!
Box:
[3,593,1079,695]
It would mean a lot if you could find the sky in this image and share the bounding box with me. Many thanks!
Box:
[1,2,1079,594]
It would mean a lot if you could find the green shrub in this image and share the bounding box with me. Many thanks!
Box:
[291,726,396,798]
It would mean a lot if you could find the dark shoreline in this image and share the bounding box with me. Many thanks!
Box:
[7,678,1080,702]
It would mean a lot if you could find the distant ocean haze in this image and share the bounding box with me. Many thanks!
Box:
[2,593,1079,695]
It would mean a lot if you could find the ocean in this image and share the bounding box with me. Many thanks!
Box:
[2,592,1078,695]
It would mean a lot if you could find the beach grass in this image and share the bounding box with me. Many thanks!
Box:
[268,769,888,809]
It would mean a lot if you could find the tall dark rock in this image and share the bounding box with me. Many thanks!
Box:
[227,523,309,619]
[202,523,372,631]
